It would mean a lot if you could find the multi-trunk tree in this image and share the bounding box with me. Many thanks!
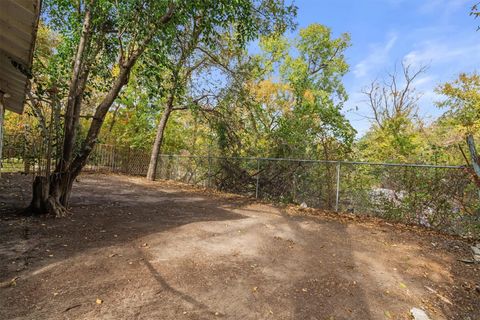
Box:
[28,0,296,216]
[29,0,178,216]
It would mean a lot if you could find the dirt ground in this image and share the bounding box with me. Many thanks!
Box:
[0,173,479,320]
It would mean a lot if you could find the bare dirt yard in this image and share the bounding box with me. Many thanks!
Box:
[0,173,479,320]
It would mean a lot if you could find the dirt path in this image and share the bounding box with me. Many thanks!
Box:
[0,173,478,320]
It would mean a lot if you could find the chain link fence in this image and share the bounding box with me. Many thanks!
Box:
[1,140,479,238]
[83,144,480,238]
[1,134,47,175]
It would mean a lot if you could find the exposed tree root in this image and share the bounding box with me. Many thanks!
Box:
[45,196,69,218]
[26,175,71,218]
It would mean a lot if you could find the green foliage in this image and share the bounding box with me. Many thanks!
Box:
[210,24,354,160]
[358,116,426,163]
[436,73,480,135]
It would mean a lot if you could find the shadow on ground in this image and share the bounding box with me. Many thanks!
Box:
[0,173,478,320]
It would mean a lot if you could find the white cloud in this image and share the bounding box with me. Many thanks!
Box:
[403,40,480,69]
[353,33,398,78]
[348,30,480,137]
[344,0,479,136]
[412,75,435,87]
[401,35,480,122]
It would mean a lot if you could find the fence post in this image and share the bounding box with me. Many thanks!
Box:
[126,147,131,175]
[292,161,298,203]
[175,155,179,181]
[207,155,212,188]
[255,158,260,199]
[158,155,163,180]
[335,162,341,212]
[112,145,116,172]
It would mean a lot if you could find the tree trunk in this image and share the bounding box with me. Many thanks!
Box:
[147,108,172,180]
[0,100,3,178]
[27,7,93,217]
[29,176,49,214]
[60,7,92,171]
[27,62,133,217]
[467,135,480,177]
[466,134,480,189]
[28,173,71,217]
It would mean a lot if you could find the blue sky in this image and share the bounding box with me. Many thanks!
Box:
[287,0,480,136]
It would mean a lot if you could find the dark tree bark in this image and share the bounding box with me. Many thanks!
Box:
[466,134,480,188]
[0,99,4,178]
[60,6,93,172]
[144,14,206,181]
[27,5,94,217]
[28,62,135,216]
[147,106,172,180]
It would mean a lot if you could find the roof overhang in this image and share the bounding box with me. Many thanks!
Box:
[0,0,41,114]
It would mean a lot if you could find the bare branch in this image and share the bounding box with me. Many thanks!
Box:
[361,63,428,127]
